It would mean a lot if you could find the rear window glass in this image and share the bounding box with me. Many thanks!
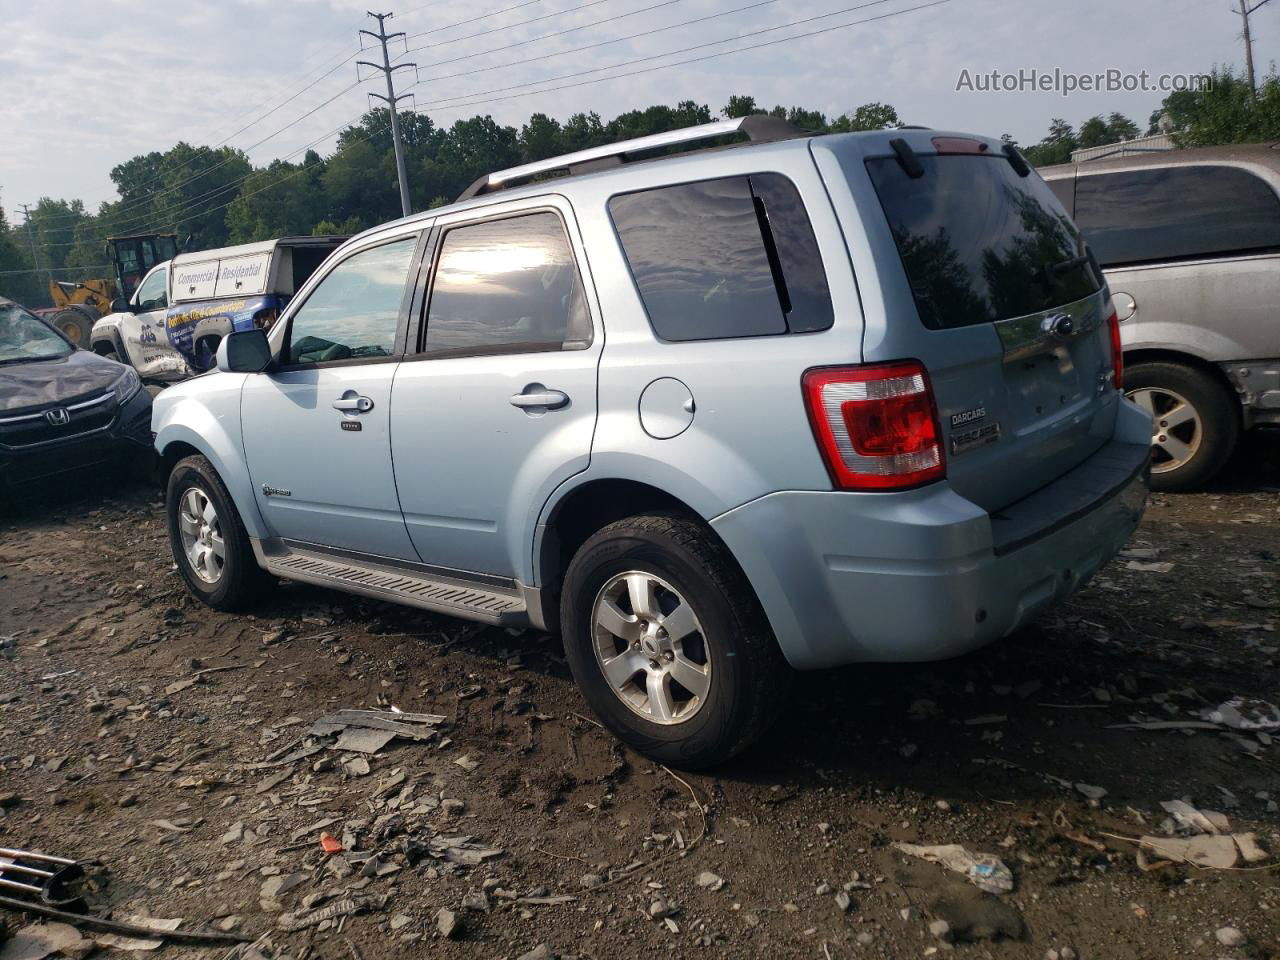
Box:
[867,155,1101,329]
[424,212,590,355]
[1074,165,1280,266]
[608,173,833,342]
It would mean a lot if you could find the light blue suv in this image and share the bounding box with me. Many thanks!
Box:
[152,117,1151,768]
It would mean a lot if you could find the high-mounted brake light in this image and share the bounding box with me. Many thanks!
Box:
[932,137,990,155]
[802,362,946,491]
[1106,307,1123,391]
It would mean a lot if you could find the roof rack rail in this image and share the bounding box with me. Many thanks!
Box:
[456,114,806,201]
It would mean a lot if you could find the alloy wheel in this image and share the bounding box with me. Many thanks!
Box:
[1127,386,1202,474]
[177,487,225,584]
[590,571,711,725]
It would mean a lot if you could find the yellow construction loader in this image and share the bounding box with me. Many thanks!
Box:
[40,233,179,346]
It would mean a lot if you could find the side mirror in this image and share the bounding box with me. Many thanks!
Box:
[216,329,273,374]
[110,298,132,314]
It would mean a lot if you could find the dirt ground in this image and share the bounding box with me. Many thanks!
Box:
[1,433,1278,960]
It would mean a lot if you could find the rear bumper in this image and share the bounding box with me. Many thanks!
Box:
[0,388,153,487]
[711,400,1151,669]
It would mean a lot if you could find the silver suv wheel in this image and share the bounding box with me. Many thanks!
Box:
[177,487,225,584]
[591,571,711,725]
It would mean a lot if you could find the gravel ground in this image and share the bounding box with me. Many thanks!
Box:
[1,433,1278,960]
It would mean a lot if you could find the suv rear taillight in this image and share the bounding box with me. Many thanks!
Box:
[1106,308,1123,391]
[802,362,946,491]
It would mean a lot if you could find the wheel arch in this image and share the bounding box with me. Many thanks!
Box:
[536,479,700,593]
[154,410,267,540]
[1124,348,1243,420]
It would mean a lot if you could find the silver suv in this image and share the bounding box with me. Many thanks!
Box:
[153,118,1151,767]
[1043,145,1280,490]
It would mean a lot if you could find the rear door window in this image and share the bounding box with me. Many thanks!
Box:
[1074,165,1280,266]
[423,212,591,355]
[867,155,1100,329]
[608,173,833,342]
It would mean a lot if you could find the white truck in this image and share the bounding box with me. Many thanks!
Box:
[91,236,345,382]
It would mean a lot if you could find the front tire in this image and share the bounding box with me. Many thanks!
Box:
[166,455,268,610]
[1125,361,1239,492]
[560,513,790,769]
[49,307,94,347]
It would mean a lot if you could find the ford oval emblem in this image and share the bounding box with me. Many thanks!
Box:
[1042,313,1075,338]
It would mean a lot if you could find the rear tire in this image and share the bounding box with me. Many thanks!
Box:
[560,512,790,769]
[1125,361,1239,492]
[166,455,270,610]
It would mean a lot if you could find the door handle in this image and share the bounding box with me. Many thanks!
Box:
[510,389,569,410]
[333,395,374,413]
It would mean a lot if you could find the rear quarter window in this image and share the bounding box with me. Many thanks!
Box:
[608,173,833,342]
[867,154,1100,329]
[1074,165,1280,266]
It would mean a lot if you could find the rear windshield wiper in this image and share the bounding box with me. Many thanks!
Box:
[889,138,924,179]
[1003,143,1031,177]
[1039,253,1090,290]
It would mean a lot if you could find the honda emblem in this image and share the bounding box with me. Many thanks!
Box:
[45,408,70,426]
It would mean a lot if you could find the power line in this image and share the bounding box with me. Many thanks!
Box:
[28,0,949,252]
[140,0,947,234]
[31,82,371,249]
[401,0,549,38]
[411,0,912,109]
[33,0,559,226]
[419,0,777,85]
[32,53,363,227]
[31,0,566,229]
[205,47,361,144]
[35,107,378,251]
[415,0,690,73]
[399,0,619,55]
[0,264,113,277]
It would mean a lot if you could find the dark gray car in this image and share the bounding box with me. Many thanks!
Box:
[0,297,153,491]
[1043,145,1280,490]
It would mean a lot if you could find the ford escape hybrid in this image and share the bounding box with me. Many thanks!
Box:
[152,117,1151,768]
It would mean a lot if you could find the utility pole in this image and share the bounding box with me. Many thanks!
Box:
[359,12,416,218]
[1239,0,1276,97]
[18,203,43,282]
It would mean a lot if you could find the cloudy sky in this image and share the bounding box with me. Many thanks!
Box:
[0,0,1267,213]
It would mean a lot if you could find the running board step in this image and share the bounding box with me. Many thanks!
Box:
[255,544,527,626]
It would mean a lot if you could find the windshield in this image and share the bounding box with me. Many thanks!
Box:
[0,302,74,364]
[867,154,1102,329]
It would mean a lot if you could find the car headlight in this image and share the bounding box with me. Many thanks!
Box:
[112,366,142,405]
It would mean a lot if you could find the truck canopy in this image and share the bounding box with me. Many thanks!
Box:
[169,236,346,305]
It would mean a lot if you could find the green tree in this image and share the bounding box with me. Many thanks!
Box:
[1077,115,1110,149]
[1146,67,1280,147]
[721,94,758,118]
[1106,112,1140,142]
[1022,118,1078,167]
[105,143,251,249]
[520,113,563,163]
[830,102,901,132]
[0,200,44,305]
[225,152,329,243]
